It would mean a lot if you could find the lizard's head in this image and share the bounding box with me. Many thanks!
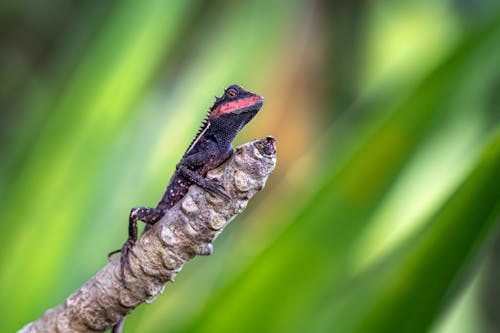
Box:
[186,85,263,154]
[209,84,264,125]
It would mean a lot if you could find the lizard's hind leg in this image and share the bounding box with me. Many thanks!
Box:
[108,207,163,283]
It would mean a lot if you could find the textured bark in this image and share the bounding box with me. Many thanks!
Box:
[19,138,277,333]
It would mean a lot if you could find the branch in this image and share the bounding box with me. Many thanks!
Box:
[18,137,277,333]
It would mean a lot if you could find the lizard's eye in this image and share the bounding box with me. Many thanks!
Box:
[226,88,238,98]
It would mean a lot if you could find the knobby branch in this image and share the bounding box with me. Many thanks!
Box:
[19,137,277,333]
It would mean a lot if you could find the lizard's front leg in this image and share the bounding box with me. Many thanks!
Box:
[108,207,163,283]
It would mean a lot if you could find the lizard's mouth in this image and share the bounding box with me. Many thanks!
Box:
[232,99,264,115]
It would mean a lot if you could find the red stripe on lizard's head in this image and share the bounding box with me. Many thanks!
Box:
[209,85,264,119]
[212,95,264,117]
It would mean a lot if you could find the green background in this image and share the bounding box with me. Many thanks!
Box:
[1,0,499,332]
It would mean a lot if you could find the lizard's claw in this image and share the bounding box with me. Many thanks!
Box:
[107,248,121,261]
[205,181,231,202]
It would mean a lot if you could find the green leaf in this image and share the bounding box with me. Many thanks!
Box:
[353,129,500,333]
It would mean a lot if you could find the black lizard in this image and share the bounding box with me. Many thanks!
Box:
[108,84,264,282]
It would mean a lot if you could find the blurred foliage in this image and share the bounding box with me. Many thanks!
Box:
[1,0,499,332]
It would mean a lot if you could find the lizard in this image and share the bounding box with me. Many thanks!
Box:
[108,84,264,284]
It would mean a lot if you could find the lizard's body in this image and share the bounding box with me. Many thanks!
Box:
[156,101,262,212]
[109,84,264,278]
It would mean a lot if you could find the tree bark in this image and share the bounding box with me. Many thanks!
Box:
[18,138,277,333]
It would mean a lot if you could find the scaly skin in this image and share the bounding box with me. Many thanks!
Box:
[108,84,264,282]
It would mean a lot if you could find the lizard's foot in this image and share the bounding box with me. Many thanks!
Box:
[176,164,231,202]
[204,181,231,202]
[108,206,162,285]
[119,239,137,283]
[108,239,137,284]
